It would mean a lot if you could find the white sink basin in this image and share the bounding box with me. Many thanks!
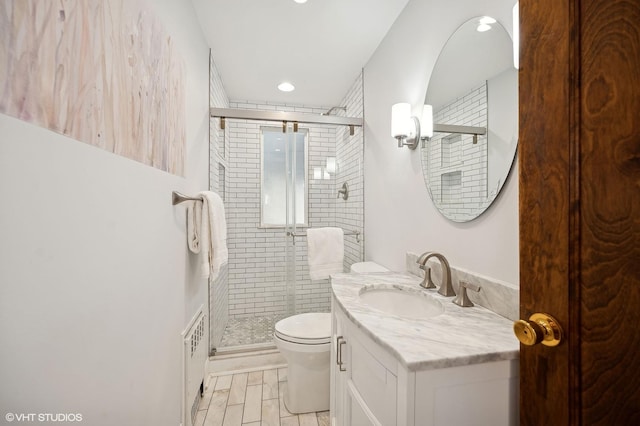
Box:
[358,285,444,319]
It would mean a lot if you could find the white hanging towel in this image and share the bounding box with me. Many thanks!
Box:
[306,227,344,280]
[199,191,228,280]
[186,200,202,254]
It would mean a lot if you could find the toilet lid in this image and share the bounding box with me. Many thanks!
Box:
[274,313,331,345]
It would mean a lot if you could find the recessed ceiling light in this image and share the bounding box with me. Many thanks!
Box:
[294,0,308,4]
[477,16,496,32]
[278,82,295,92]
[479,16,497,24]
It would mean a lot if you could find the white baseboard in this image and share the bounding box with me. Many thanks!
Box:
[207,348,286,376]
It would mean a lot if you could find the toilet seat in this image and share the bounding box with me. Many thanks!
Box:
[274,313,331,345]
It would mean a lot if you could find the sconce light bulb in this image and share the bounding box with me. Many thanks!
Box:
[391,103,411,138]
[326,157,336,174]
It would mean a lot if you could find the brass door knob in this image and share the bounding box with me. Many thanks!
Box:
[513,313,563,347]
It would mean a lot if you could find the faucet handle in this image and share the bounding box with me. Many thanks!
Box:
[452,280,481,307]
[418,265,437,289]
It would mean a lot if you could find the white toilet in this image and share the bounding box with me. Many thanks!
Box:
[273,262,388,413]
[274,312,331,414]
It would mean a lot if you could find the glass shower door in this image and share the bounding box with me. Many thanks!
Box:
[283,123,307,319]
[284,124,296,319]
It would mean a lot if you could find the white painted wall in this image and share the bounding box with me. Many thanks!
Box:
[363,0,519,284]
[0,1,210,425]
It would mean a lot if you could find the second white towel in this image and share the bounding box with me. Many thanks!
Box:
[199,191,228,280]
[186,200,202,254]
[306,227,344,280]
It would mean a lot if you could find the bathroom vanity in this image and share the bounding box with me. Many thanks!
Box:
[330,272,519,426]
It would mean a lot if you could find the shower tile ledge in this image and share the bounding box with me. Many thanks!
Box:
[331,272,519,372]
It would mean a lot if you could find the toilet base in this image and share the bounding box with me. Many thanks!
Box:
[283,353,330,413]
[273,313,332,414]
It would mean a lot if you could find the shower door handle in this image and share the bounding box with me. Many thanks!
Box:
[336,336,347,372]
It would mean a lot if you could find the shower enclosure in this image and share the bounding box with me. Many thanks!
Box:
[207,90,365,354]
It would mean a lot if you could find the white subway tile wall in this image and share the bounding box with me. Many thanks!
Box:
[209,51,364,345]
[336,72,365,271]
[224,104,336,319]
[427,83,489,221]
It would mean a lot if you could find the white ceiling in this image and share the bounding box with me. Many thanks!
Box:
[191,0,410,107]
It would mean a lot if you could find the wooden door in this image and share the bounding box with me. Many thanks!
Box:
[519,0,640,424]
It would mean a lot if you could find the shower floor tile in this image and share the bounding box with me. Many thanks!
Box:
[219,315,286,348]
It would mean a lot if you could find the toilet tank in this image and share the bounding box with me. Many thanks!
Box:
[350,261,389,274]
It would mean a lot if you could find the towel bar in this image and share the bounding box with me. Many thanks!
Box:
[287,230,361,245]
[172,191,203,206]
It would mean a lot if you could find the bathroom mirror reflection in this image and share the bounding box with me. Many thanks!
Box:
[421,16,518,222]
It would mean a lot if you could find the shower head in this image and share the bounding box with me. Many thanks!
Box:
[321,106,347,116]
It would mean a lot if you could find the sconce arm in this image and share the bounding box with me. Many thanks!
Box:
[397,116,421,150]
[422,124,486,144]
[431,123,486,136]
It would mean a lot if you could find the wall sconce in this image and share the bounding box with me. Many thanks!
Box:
[393,103,487,149]
[326,157,336,174]
[391,103,421,150]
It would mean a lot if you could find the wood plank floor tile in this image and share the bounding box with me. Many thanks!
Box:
[298,413,318,426]
[204,389,230,426]
[316,411,329,426]
[280,416,300,426]
[222,404,243,426]
[261,398,279,426]
[242,385,262,424]
[262,369,279,400]
[202,367,329,426]
[248,370,263,386]
[215,375,233,391]
[228,373,248,405]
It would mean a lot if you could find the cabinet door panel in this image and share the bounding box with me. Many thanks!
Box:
[350,334,397,426]
[433,379,514,426]
[415,361,518,426]
[347,381,380,426]
[331,302,347,426]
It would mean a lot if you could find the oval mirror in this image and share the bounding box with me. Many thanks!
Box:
[421,16,518,222]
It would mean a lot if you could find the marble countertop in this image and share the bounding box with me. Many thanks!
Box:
[331,272,520,372]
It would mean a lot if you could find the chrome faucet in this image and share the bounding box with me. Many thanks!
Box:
[416,252,456,297]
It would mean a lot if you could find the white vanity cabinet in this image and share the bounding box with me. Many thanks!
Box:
[330,296,519,426]
[331,299,398,426]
